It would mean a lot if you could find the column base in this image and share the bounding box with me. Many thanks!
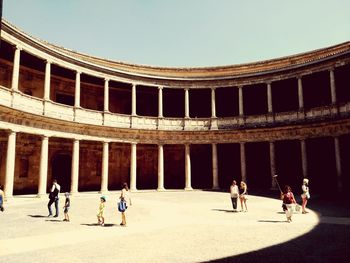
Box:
[37,193,48,198]
[69,191,79,196]
[99,190,109,195]
[130,188,138,193]
[157,187,166,192]
[212,186,220,190]
[184,187,193,191]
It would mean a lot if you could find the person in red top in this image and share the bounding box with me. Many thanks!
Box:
[281,185,297,223]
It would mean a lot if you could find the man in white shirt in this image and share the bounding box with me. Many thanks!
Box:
[230,180,239,212]
[48,179,61,217]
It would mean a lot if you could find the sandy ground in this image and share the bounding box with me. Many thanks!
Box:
[0,190,348,262]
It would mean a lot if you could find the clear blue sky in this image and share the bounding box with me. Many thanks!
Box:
[3,0,350,67]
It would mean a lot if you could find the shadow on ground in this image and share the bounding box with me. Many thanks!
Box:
[81,223,117,227]
[208,194,350,263]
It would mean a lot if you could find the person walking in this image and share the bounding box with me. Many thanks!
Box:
[301,178,310,214]
[230,180,239,212]
[97,196,106,226]
[239,181,248,212]
[0,185,4,212]
[282,185,297,223]
[119,182,132,226]
[63,192,70,222]
[48,179,60,217]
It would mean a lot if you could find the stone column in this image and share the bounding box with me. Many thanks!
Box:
[100,141,109,193]
[104,78,109,112]
[44,60,51,100]
[131,84,136,116]
[4,131,16,198]
[334,137,343,192]
[11,46,21,91]
[240,142,247,183]
[267,82,273,114]
[269,141,277,189]
[38,136,49,197]
[70,139,80,194]
[330,69,337,104]
[238,86,244,116]
[212,143,219,189]
[297,77,304,110]
[130,143,137,191]
[157,144,165,191]
[300,139,308,178]
[185,144,192,190]
[185,88,190,118]
[158,86,163,118]
[211,88,216,118]
[74,71,81,108]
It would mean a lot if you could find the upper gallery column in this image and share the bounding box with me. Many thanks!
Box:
[212,143,219,190]
[104,79,109,112]
[100,141,109,193]
[185,144,192,190]
[74,71,81,108]
[297,77,304,110]
[131,84,137,116]
[4,131,16,198]
[184,88,190,118]
[267,82,273,114]
[130,143,137,191]
[330,69,337,105]
[158,86,163,118]
[70,139,80,194]
[238,86,244,116]
[11,46,21,91]
[211,88,216,118]
[157,144,165,191]
[44,60,51,100]
[38,136,49,197]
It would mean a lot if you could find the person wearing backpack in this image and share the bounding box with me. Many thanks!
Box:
[281,185,296,223]
[119,182,132,226]
[48,179,61,217]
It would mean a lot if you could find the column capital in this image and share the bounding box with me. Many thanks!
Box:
[158,85,164,90]
[104,78,110,82]
[45,59,52,65]
[76,70,82,75]
[14,45,23,51]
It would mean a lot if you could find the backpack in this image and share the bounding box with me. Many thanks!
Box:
[118,200,127,212]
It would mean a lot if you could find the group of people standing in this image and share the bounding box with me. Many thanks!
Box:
[281,178,310,223]
[229,178,311,223]
[47,179,131,226]
[229,180,248,212]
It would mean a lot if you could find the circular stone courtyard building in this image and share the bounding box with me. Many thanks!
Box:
[0,20,349,197]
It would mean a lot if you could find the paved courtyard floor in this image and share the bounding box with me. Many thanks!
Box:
[0,191,349,262]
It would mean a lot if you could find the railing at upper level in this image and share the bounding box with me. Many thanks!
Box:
[1,85,349,131]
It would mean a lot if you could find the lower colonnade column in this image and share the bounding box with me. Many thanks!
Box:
[70,139,80,194]
[300,139,308,178]
[4,131,16,198]
[130,143,137,191]
[100,141,109,193]
[38,136,49,197]
[269,141,277,189]
[240,142,247,183]
[212,143,219,190]
[334,137,343,192]
[185,144,192,190]
[157,144,165,191]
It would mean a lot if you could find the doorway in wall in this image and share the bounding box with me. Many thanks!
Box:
[51,153,72,193]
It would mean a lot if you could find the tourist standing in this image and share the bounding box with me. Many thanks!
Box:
[48,179,60,217]
[119,182,132,226]
[97,196,106,226]
[63,192,70,222]
[0,185,4,212]
[282,185,297,223]
[239,181,248,212]
[230,180,239,212]
[301,178,310,214]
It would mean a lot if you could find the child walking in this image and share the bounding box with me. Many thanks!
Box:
[63,192,70,222]
[97,196,106,226]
